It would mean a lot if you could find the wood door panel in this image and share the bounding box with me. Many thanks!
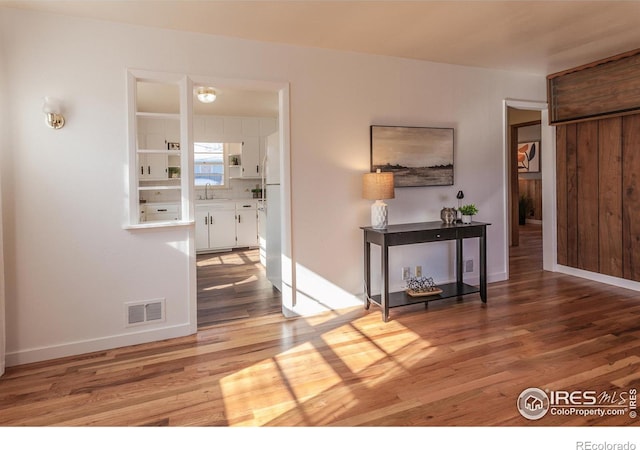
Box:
[556,126,568,266]
[555,110,640,281]
[566,123,579,267]
[598,117,623,278]
[576,121,599,273]
[622,115,640,281]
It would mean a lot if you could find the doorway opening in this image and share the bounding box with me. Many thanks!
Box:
[504,100,549,278]
[187,82,288,329]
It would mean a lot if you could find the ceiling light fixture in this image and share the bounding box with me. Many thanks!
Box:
[195,86,216,103]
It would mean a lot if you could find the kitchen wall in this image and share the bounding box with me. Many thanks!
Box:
[0,7,546,364]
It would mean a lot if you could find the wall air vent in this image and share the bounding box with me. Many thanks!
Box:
[125,298,165,327]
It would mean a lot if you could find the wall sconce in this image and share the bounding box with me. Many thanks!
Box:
[195,86,216,103]
[42,96,65,129]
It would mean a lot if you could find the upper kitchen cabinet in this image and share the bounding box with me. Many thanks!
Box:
[240,137,261,178]
[192,115,277,180]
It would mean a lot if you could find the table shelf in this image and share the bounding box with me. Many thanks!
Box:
[368,282,480,309]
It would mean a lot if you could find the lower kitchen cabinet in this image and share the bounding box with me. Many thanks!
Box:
[196,200,259,252]
[141,203,181,222]
[196,203,237,251]
[235,201,258,247]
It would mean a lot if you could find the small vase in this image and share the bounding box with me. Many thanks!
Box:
[462,215,472,224]
[441,207,456,224]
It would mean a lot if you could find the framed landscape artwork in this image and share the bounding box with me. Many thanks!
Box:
[517,141,540,173]
[370,125,454,187]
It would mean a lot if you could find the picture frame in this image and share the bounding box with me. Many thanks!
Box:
[517,141,539,173]
[167,142,180,151]
[370,125,454,187]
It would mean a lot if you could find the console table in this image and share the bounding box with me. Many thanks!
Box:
[361,221,490,322]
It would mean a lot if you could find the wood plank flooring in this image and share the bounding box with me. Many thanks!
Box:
[1,225,639,426]
[197,249,281,327]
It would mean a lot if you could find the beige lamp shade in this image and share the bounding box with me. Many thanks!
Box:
[362,170,395,200]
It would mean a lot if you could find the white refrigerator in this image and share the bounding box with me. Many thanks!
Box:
[263,131,282,292]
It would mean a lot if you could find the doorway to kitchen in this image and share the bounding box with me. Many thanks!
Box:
[190,81,288,328]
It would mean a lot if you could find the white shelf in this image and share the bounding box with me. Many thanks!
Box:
[138,149,182,155]
[136,112,179,119]
[138,185,181,191]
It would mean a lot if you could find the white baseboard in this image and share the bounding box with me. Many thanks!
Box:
[6,323,196,367]
[555,264,640,293]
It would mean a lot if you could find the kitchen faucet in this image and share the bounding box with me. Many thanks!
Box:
[205,183,211,200]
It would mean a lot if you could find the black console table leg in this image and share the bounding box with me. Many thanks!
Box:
[456,237,463,286]
[381,240,389,322]
[364,239,371,310]
[480,227,487,303]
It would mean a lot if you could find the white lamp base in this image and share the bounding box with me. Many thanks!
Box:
[371,199,388,229]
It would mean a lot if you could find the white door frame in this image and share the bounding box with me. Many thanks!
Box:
[189,75,293,321]
[502,99,555,279]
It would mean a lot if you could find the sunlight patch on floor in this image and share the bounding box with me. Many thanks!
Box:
[201,275,259,291]
[197,250,259,267]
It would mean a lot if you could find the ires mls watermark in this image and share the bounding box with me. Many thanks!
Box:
[517,387,637,420]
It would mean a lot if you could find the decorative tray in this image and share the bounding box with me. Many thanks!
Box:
[406,288,443,297]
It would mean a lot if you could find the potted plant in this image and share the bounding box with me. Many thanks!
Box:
[459,204,478,224]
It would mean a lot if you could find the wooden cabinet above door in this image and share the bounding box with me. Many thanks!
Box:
[548,48,640,125]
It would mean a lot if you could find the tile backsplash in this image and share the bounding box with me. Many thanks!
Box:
[140,178,262,203]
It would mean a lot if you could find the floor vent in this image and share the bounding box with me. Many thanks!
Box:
[125,299,165,327]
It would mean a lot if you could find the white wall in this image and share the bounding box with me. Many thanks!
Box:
[0,7,546,365]
[0,20,6,375]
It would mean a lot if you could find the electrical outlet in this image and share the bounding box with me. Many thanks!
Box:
[415,266,422,277]
[402,267,411,280]
[464,259,474,273]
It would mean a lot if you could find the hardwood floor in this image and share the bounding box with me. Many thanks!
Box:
[197,249,281,327]
[1,225,639,426]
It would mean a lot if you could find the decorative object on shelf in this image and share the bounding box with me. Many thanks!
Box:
[440,207,457,224]
[194,86,217,103]
[519,194,533,225]
[363,169,395,229]
[42,96,65,129]
[168,167,180,179]
[517,141,540,173]
[406,276,443,297]
[459,204,479,224]
[251,186,263,199]
[370,125,454,187]
[456,190,464,222]
[167,142,180,150]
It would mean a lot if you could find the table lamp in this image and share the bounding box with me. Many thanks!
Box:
[363,169,395,229]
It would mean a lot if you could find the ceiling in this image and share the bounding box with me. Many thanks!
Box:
[5,1,640,115]
[137,81,280,117]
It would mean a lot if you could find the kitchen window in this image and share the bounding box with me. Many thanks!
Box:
[194,142,225,186]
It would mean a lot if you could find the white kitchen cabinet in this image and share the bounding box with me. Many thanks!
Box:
[196,201,259,252]
[144,203,181,222]
[137,115,181,182]
[241,137,261,178]
[196,203,237,251]
[138,152,168,180]
[235,201,258,247]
